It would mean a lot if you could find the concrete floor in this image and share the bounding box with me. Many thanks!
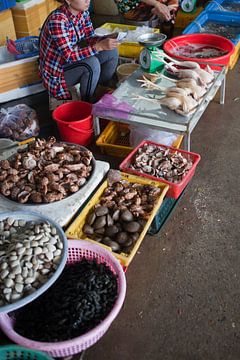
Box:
[0,64,240,360]
[85,65,240,360]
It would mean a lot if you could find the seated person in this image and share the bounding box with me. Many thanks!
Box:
[39,0,119,106]
[114,0,179,38]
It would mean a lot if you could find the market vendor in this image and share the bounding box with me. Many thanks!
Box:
[39,0,119,105]
[114,0,179,38]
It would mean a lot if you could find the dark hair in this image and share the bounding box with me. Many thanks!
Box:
[56,0,66,3]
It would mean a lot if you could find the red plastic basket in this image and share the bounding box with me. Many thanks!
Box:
[119,140,201,199]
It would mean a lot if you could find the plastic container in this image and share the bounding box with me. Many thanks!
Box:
[99,23,159,58]
[182,11,240,46]
[0,240,126,357]
[96,121,183,158]
[148,197,177,235]
[0,0,16,11]
[0,346,54,360]
[0,211,68,314]
[175,7,203,29]
[116,63,140,82]
[229,42,240,69]
[52,101,94,146]
[164,33,235,68]
[119,140,201,199]
[5,0,16,7]
[0,45,40,94]
[10,36,39,59]
[205,0,240,13]
[66,172,169,267]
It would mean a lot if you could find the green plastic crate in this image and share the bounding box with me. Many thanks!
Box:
[0,346,54,360]
[148,198,177,235]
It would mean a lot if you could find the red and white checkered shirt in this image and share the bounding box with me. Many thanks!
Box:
[39,5,97,99]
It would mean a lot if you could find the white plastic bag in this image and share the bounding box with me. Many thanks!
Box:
[0,104,40,141]
[129,125,178,147]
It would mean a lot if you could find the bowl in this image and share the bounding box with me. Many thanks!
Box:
[116,63,140,82]
[138,33,167,47]
[0,211,68,313]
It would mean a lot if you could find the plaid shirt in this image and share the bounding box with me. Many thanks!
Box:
[39,5,97,99]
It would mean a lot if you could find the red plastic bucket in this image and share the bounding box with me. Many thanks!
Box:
[163,34,235,69]
[52,101,94,146]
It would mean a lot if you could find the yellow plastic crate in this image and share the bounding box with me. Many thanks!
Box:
[229,43,240,70]
[66,172,169,267]
[96,121,183,158]
[100,23,159,59]
[175,8,203,29]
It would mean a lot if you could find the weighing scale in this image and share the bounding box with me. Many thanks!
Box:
[138,33,167,73]
[180,0,197,13]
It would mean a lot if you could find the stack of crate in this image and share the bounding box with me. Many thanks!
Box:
[46,0,59,13]
[11,0,59,39]
[0,8,16,45]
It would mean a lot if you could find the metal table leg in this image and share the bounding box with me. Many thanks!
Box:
[183,132,191,152]
[220,75,226,105]
[93,116,100,136]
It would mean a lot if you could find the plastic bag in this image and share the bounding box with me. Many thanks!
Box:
[129,125,178,148]
[0,104,40,141]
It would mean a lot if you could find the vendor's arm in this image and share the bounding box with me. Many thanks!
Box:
[141,0,172,21]
[83,11,98,46]
[49,14,98,63]
[82,11,118,51]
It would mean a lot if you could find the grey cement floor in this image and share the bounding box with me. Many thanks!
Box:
[0,64,239,360]
[85,65,240,360]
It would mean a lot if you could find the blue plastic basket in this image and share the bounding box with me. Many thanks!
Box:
[0,346,54,360]
[5,0,16,7]
[0,0,16,11]
[14,36,39,60]
[183,10,240,45]
[205,0,240,12]
[0,0,7,11]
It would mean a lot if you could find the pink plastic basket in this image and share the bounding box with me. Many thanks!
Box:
[0,240,126,358]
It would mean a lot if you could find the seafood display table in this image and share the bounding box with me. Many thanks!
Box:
[93,65,226,151]
[0,161,110,228]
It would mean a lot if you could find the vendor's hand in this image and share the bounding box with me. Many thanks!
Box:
[95,38,119,52]
[151,3,172,21]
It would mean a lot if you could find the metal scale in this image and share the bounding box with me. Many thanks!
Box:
[138,33,167,73]
[180,0,197,13]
